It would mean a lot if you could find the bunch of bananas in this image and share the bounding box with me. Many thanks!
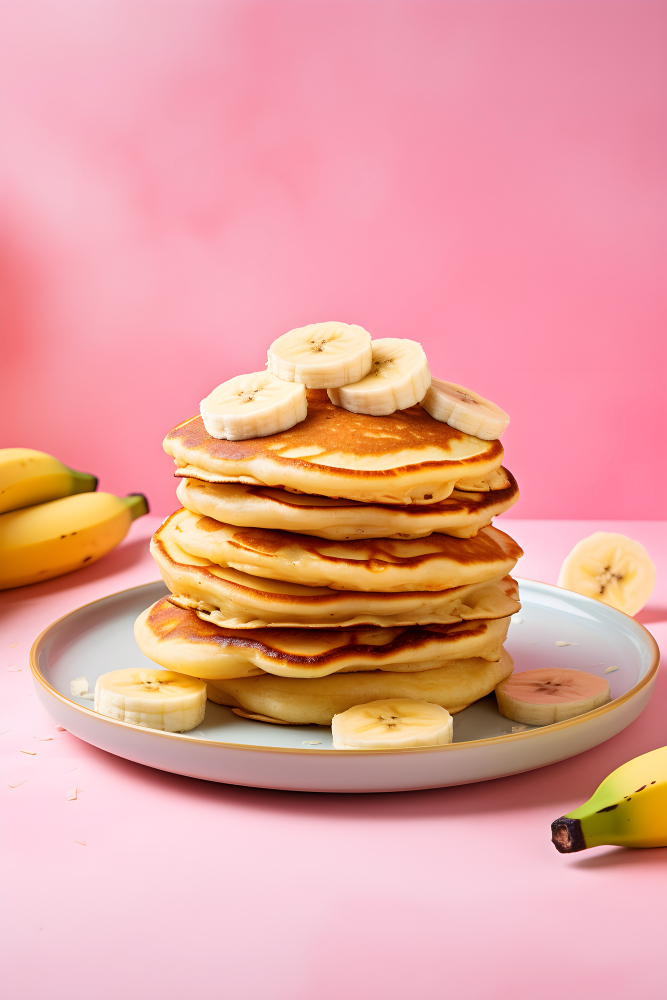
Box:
[0,448,149,589]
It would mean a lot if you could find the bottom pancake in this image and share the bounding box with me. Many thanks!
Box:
[206,649,514,725]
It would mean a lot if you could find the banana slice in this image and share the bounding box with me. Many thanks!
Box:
[327,339,431,415]
[557,532,656,617]
[495,667,610,726]
[94,668,207,732]
[200,372,307,441]
[331,698,453,749]
[421,380,509,440]
[267,322,372,388]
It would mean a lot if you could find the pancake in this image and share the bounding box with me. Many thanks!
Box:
[152,512,521,628]
[177,472,519,540]
[135,598,512,680]
[206,649,515,725]
[164,390,504,505]
[172,508,523,592]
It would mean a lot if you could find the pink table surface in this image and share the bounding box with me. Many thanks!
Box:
[1,517,665,1000]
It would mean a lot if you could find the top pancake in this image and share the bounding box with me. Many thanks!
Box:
[164,390,504,505]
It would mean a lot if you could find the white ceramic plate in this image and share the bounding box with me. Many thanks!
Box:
[31,580,659,793]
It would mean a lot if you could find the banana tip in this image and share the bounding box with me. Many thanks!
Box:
[551,816,586,853]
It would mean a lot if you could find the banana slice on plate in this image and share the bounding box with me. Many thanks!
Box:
[200,372,307,440]
[557,532,656,617]
[495,668,610,726]
[421,380,509,440]
[94,668,207,732]
[331,698,453,749]
[267,322,372,388]
[327,339,431,415]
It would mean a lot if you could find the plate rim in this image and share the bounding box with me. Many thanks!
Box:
[29,578,661,757]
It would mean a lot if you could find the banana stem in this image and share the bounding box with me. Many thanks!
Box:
[67,469,99,494]
[122,494,150,520]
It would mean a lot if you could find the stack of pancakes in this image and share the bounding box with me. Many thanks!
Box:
[135,390,522,725]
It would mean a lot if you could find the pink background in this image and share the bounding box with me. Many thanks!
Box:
[2,0,666,519]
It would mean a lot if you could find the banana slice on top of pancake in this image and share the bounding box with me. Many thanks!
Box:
[327,339,431,415]
[200,372,307,440]
[267,322,373,388]
[422,380,510,440]
[172,508,523,592]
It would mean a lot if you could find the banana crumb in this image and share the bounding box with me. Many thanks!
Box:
[70,677,89,697]
[604,666,619,674]
[511,725,528,733]
[301,740,322,745]
[9,643,18,648]
[66,788,78,801]
[555,641,579,647]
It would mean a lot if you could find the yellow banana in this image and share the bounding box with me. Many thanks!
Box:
[551,746,667,851]
[0,447,98,514]
[0,492,149,589]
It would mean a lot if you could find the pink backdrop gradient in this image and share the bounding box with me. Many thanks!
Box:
[2,0,666,518]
